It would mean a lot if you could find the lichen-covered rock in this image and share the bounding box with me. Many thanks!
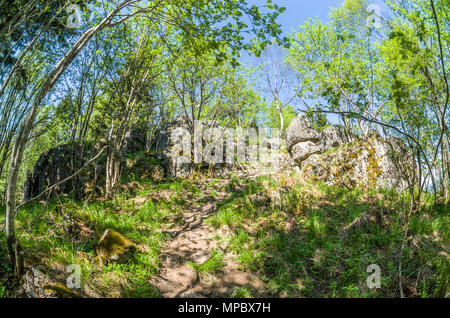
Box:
[301,136,414,191]
[285,115,414,191]
[22,266,81,298]
[96,229,141,265]
[290,140,323,165]
[24,128,148,200]
[44,283,82,298]
[24,143,105,200]
[154,117,193,178]
[320,125,352,149]
[285,115,352,168]
[154,117,241,178]
[23,144,86,200]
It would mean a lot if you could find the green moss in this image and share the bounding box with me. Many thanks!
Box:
[44,283,82,298]
[366,141,382,184]
[96,229,141,264]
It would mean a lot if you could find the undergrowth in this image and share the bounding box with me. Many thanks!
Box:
[0,170,448,298]
[206,175,449,298]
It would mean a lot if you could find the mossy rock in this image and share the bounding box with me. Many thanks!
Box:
[150,164,165,180]
[44,283,81,298]
[96,229,141,265]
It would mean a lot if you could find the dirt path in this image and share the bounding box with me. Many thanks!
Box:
[152,178,264,298]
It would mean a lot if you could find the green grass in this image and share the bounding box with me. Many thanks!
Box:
[188,249,226,278]
[205,175,449,298]
[0,176,201,297]
[0,167,448,298]
[231,286,253,298]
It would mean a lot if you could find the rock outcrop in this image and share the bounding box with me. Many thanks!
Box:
[154,117,193,178]
[286,115,352,165]
[153,117,241,178]
[285,114,321,151]
[23,144,91,200]
[285,114,413,191]
[24,129,151,200]
[122,128,146,155]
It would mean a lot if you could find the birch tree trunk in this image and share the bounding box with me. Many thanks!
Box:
[276,99,284,139]
[4,0,138,274]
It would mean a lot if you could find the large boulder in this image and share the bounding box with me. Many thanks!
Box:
[290,140,323,164]
[321,125,352,149]
[285,114,321,151]
[153,117,193,178]
[23,144,89,200]
[285,115,352,167]
[285,115,413,191]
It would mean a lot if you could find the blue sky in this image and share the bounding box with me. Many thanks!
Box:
[250,0,345,34]
[239,0,346,120]
[240,0,344,63]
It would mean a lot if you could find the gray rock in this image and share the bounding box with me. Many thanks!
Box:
[122,128,146,155]
[24,128,150,200]
[153,117,194,178]
[285,115,414,191]
[290,141,323,165]
[321,125,352,149]
[23,144,87,200]
[285,114,321,151]
[154,117,241,178]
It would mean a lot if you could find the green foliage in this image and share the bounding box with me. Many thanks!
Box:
[287,0,383,135]
[205,174,448,297]
[189,249,226,277]
[264,101,297,132]
[305,106,329,131]
[231,286,253,298]
[0,0,448,299]
[6,176,192,297]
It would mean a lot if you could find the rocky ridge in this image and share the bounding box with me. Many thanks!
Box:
[285,114,414,191]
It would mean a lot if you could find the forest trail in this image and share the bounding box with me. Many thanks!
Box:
[152,176,264,298]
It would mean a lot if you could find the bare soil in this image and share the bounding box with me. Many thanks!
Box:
[152,177,265,298]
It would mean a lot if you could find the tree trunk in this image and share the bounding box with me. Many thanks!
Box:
[5,107,35,275]
[105,143,122,199]
[4,0,136,274]
[146,116,153,152]
[441,140,449,202]
[276,100,283,138]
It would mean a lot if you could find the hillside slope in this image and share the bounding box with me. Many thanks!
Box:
[1,161,448,298]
